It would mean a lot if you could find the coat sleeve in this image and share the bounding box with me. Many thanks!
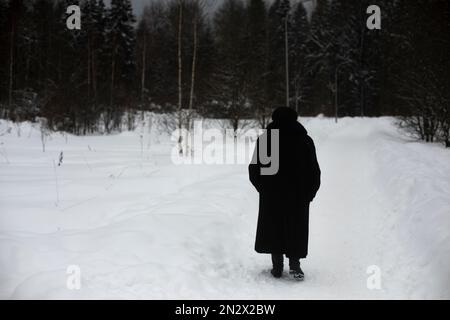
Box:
[307,136,321,202]
[248,138,261,192]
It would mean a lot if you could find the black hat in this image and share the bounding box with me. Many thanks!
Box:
[272,107,298,123]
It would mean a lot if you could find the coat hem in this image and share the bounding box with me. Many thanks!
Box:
[255,248,308,259]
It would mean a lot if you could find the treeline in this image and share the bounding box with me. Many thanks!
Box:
[0,0,137,133]
[0,0,448,145]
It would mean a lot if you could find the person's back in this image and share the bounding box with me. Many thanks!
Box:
[249,107,321,280]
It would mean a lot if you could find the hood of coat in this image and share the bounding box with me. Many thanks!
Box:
[266,107,307,135]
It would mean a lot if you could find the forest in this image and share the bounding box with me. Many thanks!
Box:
[0,0,449,146]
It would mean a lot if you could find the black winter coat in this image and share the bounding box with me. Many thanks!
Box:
[248,117,320,258]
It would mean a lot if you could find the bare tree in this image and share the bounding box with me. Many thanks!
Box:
[8,0,19,110]
[439,106,450,147]
[8,21,14,109]
[397,68,444,144]
[140,23,147,102]
[187,0,199,115]
[137,14,149,106]
[177,0,184,155]
[186,0,207,155]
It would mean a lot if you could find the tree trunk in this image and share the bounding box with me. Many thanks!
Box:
[360,84,365,117]
[108,36,117,133]
[110,43,116,108]
[141,31,147,103]
[188,3,198,115]
[284,17,289,107]
[8,18,15,110]
[359,3,366,118]
[92,51,97,102]
[187,1,199,155]
[87,36,92,100]
[177,0,184,155]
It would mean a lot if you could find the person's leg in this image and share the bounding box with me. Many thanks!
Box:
[288,256,304,281]
[288,257,300,272]
[271,253,284,278]
[271,253,283,268]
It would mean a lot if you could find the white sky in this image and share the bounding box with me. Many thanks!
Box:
[103,0,222,16]
[106,0,315,18]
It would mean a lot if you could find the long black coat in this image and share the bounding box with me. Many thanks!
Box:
[249,115,320,258]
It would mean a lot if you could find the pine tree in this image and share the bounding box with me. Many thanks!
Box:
[396,0,450,145]
[138,2,175,107]
[290,2,310,115]
[307,0,333,115]
[47,0,82,131]
[334,1,378,117]
[246,0,270,125]
[88,0,108,109]
[267,0,292,108]
[194,18,215,109]
[106,0,136,130]
[87,0,107,106]
[73,0,109,132]
[3,0,26,116]
[212,0,251,135]
[0,0,10,109]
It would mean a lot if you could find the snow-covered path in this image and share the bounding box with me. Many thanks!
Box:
[0,117,449,299]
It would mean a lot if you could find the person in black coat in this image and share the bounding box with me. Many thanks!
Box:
[248,107,321,280]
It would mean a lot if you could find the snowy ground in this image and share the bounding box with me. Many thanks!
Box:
[0,115,449,299]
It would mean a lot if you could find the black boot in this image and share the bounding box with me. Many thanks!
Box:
[271,254,283,278]
[288,257,304,281]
